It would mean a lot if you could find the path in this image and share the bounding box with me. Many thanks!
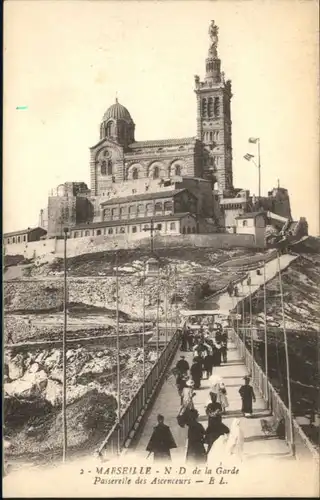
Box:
[130,254,298,461]
[129,337,292,462]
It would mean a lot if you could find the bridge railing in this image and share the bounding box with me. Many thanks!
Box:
[97,328,181,458]
[231,328,319,463]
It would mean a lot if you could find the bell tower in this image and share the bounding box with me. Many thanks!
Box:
[194,20,233,194]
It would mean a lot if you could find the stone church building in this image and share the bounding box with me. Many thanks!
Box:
[41,21,292,239]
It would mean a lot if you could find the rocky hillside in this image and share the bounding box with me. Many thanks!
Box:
[4,344,157,464]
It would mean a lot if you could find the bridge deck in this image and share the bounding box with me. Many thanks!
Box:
[130,339,292,463]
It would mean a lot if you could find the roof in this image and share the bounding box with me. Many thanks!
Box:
[71,213,196,231]
[4,227,47,237]
[100,189,191,206]
[128,137,196,149]
[180,310,230,317]
[102,100,133,123]
[236,211,266,220]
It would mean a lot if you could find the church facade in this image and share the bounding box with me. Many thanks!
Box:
[39,21,292,240]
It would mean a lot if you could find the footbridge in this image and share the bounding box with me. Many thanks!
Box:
[97,254,318,467]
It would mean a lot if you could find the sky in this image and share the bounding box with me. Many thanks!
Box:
[3,0,319,235]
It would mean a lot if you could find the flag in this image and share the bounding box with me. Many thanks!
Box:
[248,137,259,144]
[244,153,254,161]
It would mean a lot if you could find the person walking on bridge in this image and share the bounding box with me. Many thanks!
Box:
[146,414,177,463]
[186,409,207,465]
[239,376,256,417]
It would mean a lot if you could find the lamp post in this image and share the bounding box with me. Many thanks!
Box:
[62,227,68,462]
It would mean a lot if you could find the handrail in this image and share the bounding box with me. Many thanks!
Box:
[230,328,319,463]
[96,328,181,458]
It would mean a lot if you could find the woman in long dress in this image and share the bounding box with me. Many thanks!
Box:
[177,379,195,427]
[225,418,245,462]
[216,382,229,413]
[186,409,207,465]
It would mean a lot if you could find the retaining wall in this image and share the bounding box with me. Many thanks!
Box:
[4,233,257,260]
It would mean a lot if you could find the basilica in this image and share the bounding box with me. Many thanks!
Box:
[39,21,292,240]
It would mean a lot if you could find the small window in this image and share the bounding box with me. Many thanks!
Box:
[187,227,191,234]
[13,237,16,243]
[74,232,78,238]
[214,97,220,117]
[132,226,137,233]
[17,236,21,243]
[242,220,248,227]
[120,207,127,218]
[170,222,176,231]
[120,227,125,234]
[85,230,90,236]
[157,223,162,230]
[108,228,113,235]
[96,229,102,236]
[107,160,112,176]
[104,208,111,220]
[129,205,136,217]
[146,203,153,214]
[164,201,173,212]
[155,202,162,213]
[80,231,83,237]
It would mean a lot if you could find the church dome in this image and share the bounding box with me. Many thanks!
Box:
[102,99,133,123]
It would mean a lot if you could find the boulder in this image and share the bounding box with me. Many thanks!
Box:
[4,379,42,399]
[22,369,48,392]
[44,350,61,369]
[45,379,62,406]
[8,354,25,380]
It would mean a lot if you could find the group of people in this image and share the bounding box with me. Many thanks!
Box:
[146,320,257,464]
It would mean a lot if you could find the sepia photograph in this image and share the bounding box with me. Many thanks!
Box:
[3,0,319,497]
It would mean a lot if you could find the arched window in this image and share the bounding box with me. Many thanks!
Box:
[17,236,21,242]
[85,230,90,236]
[23,235,26,241]
[111,208,119,219]
[137,204,144,217]
[120,207,127,218]
[13,237,16,243]
[242,220,248,227]
[108,228,113,234]
[155,202,162,213]
[210,132,213,142]
[175,165,181,176]
[164,201,173,213]
[208,97,214,117]
[129,205,136,217]
[132,168,138,180]
[153,166,160,179]
[107,160,112,176]
[202,98,207,117]
[106,122,112,136]
[146,203,153,214]
[214,97,220,117]
[101,161,107,175]
[96,229,102,236]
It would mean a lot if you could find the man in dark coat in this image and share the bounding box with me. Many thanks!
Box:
[176,356,189,376]
[239,376,256,416]
[146,414,177,462]
[190,359,202,389]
